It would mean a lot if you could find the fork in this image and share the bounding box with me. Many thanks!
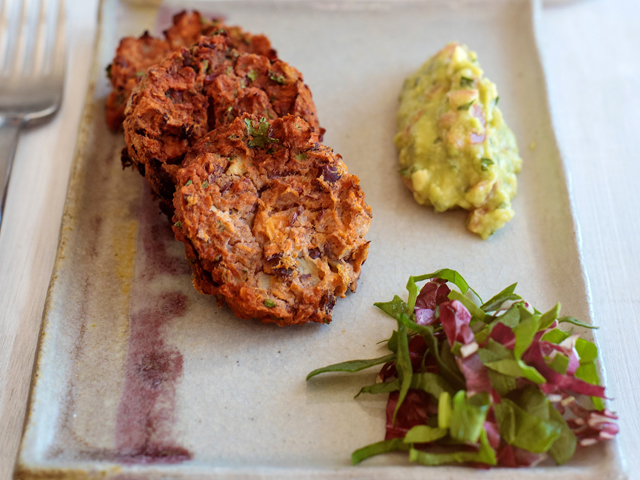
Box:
[0,0,65,230]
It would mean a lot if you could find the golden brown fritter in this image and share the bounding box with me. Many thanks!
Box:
[172,114,371,326]
[123,35,322,217]
[106,10,277,131]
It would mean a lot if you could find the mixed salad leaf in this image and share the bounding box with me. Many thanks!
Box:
[306,269,618,467]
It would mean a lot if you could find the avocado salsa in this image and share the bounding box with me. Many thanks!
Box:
[396,43,522,239]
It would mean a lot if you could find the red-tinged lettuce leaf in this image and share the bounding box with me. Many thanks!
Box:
[475,305,520,344]
[440,300,475,347]
[393,319,413,423]
[547,403,577,465]
[494,398,561,453]
[449,391,490,443]
[415,281,451,325]
[524,342,606,398]
[558,315,598,329]
[351,438,410,465]
[374,295,408,321]
[538,303,561,331]
[496,444,545,467]
[541,328,572,344]
[488,322,516,349]
[403,425,447,444]
[456,353,493,396]
[306,353,396,380]
[409,429,497,466]
[386,390,435,440]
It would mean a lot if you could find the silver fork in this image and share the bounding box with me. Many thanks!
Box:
[0,0,65,230]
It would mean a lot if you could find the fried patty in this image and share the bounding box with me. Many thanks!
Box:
[123,34,322,217]
[172,114,371,326]
[106,10,276,131]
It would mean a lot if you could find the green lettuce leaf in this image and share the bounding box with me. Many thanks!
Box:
[488,369,517,396]
[449,391,490,443]
[575,362,605,410]
[406,269,480,312]
[495,398,561,453]
[438,391,452,429]
[393,319,413,423]
[575,338,598,364]
[409,429,496,466]
[351,438,409,465]
[512,310,545,384]
[306,354,395,380]
[558,315,598,329]
[480,282,518,311]
[423,327,466,391]
[548,353,569,374]
[548,403,577,465]
[448,290,489,322]
[541,328,571,344]
[356,372,455,399]
[403,425,448,444]
[539,303,561,330]
[374,295,408,321]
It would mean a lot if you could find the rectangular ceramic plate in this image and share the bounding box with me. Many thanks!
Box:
[15,0,625,478]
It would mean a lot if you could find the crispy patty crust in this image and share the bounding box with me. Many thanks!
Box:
[106,10,276,131]
[172,114,371,326]
[123,35,322,216]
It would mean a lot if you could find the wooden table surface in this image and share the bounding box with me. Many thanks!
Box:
[0,0,638,478]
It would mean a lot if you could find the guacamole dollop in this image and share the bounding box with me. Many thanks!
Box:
[395,43,522,239]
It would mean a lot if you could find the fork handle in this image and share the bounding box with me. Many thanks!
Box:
[0,117,25,231]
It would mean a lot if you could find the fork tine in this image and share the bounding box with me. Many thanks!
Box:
[32,0,47,75]
[50,0,65,79]
[9,0,30,78]
[0,0,18,76]
[22,0,43,75]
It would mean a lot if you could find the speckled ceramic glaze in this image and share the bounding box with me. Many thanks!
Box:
[15,0,626,478]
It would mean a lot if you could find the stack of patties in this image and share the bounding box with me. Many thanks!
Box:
[110,11,372,325]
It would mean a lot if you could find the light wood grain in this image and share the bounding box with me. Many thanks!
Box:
[0,0,638,478]
[0,2,98,479]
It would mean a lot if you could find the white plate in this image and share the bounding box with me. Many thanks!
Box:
[15,0,625,478]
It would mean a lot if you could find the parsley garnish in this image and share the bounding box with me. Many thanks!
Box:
[135,71,145,78]
[248,69,258,82]
[264,299,276,308]
[202,180,209,189]
[244,117,278,148]
[201,60,209,74]
[173,221,182,228]
[457,100,475,111]
[295,153,307,161]
[228,134,239,140]
[269,73,286,84]
[460,76,475,87]
[217,221,225,231]
[480,158,494,171]
[185,180,193,187]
